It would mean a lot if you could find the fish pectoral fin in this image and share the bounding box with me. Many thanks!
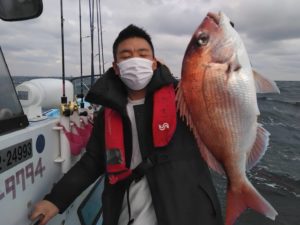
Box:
[246,124,270,171]
[253,70,280,93]
[227,53,242,73]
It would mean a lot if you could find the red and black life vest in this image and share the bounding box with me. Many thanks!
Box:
[104,84,177,184]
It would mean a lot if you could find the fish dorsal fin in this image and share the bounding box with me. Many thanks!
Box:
[246,124,270,171]
[253,70,280,93]
[176,81,195,130]
[176,82,225,175]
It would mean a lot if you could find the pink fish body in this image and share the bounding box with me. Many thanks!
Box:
[176,12,279,225]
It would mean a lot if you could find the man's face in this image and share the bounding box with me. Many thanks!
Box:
[113,37,157,74]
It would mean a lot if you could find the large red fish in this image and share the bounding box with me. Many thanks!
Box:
[176,12,280,225]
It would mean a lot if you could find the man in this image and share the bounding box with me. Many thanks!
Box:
[30,25,223,225]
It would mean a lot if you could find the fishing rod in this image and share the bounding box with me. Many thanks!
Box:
[88,0,95,86]
[60,0,67,104]
[98,0,105,74]
[95,0,102,75]
[79,0,84,108]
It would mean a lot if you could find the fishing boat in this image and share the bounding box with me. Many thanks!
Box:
[0,1,104,225]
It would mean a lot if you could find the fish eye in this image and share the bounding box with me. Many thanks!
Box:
[196,32,209,47]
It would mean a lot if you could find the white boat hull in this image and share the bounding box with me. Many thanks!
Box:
[0,117,103,225]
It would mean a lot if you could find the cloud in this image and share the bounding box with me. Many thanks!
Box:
[0,0,299,80]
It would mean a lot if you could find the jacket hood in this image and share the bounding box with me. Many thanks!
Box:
[85,62,177,113]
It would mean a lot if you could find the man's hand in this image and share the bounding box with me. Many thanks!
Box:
[29,200,59,225]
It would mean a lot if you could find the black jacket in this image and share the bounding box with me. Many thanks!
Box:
[45,63,223,225]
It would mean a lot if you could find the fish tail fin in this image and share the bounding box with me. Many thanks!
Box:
[225,180,278,225]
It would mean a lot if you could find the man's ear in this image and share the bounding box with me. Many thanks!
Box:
[152,58,158,71]
[113,61,120,75]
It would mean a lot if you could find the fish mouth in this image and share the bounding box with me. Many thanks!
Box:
[206,12,221,26]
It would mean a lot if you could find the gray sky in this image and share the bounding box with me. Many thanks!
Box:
[0,0,299,81]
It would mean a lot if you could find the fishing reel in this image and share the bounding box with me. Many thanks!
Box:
[60,96,79,117]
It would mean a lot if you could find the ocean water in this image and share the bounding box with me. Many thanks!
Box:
[258,82,300,179]
[212,81,300,225]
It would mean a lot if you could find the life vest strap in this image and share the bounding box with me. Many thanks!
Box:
[128,152,171,183]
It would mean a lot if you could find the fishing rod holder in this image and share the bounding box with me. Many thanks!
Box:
[60,101,79,117]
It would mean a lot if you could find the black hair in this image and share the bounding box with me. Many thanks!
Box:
[112,24,155,60]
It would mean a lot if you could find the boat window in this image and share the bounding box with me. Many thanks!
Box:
[78,177,104,225]
[0,47,28,135]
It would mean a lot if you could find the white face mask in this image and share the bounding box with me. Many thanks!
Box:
[117,57,154,90]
